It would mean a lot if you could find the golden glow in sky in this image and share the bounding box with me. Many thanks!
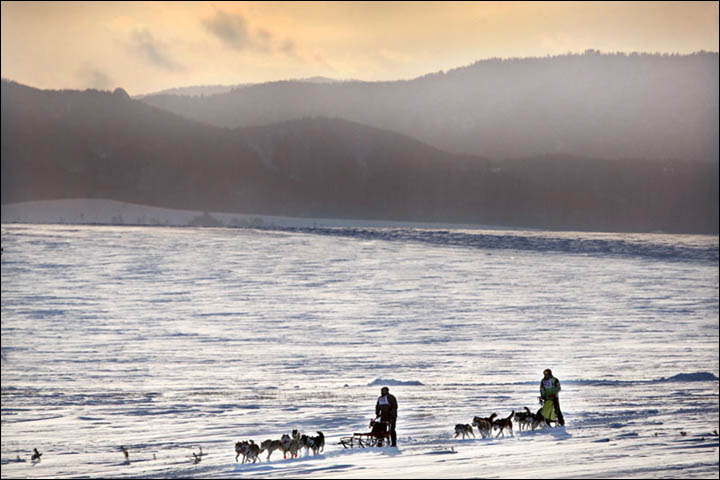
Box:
[1,1,718,95]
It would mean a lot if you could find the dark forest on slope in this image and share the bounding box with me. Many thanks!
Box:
[3,77,717,233]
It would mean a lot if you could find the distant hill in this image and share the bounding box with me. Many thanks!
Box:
[2,79,717,233]
[135,77,342,98]
[134,83,254,98]
[140,51,719,162]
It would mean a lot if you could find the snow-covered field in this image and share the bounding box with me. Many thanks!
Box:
[1,204,718,478]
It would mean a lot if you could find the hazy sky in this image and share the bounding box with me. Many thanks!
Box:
[1,1,718,95]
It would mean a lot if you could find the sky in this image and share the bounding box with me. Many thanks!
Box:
[1,1,718,95]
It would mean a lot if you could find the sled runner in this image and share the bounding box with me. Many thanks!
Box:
[338,419,392,448]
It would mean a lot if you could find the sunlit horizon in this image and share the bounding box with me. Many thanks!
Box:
[2,1,718,95]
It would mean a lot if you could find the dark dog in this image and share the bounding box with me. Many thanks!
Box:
[493,411,515,437]
[369,419,392,446]
[454,424,475,439]
[528,408,546,430]
[300,431,325,455]
[514,407,533,431]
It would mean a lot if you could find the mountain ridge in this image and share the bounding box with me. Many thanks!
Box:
[2,78,717,233]
[139,51,719,162]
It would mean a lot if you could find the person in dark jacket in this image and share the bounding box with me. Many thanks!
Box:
[375,386,398,446]
[539,368,565,426]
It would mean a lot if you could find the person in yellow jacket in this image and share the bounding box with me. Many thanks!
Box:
[539,368,565,426]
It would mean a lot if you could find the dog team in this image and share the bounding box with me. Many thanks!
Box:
[455,406,556,440]
[235,429,325,463]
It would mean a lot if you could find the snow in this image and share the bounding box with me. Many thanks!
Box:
[367,379,425,387]
[1,201,718,478]
[1,198,499,230]
[659,372,719,382]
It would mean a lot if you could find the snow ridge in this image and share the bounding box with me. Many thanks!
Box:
[271,226,719,263]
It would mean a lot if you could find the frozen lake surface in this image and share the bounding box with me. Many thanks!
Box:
[1,223,718,478]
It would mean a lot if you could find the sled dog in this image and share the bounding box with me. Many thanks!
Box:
[514,407,533,431]
[260,439,284,461]
[454,424,475,439]
[528,409,546,430]
[301,431,325,455]
[472,413,497,439]
[493,411,515,437]
[235,440,260,463]
[281,433,301,459]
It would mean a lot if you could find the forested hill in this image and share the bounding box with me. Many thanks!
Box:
[2,79,718,233]
[140,51,719,163]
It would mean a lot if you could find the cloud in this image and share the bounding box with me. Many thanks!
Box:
[129,28,183,71]
[76,64,114,90]
[255,28,274,53]
[280,38,299,58]
[203,11,253,50]
[202,11,274,53]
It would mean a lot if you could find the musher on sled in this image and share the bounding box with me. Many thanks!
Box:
[375,386,398,446]
[538,368,565,426]
[338,386,398,448]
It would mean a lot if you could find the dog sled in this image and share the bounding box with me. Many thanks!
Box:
[338,419,392,448]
